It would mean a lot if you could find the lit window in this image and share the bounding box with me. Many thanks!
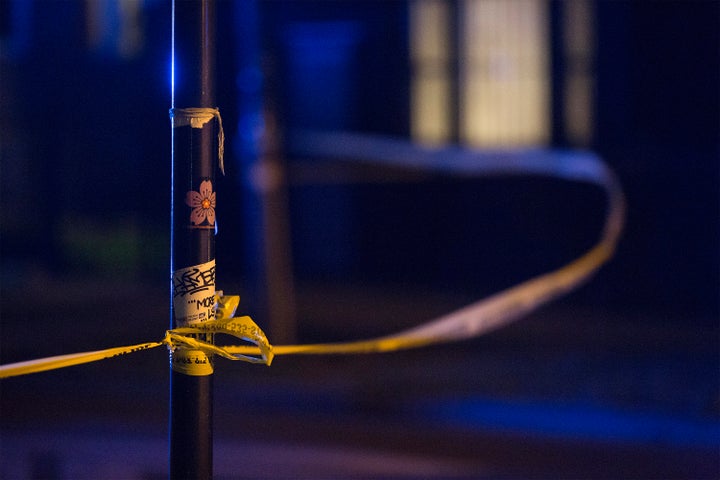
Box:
[410,0,551,148]
[409,0,452,145]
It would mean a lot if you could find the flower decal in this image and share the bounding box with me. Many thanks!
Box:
[185,180,216,226]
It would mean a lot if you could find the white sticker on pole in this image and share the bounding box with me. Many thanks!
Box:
[172,259,216,326]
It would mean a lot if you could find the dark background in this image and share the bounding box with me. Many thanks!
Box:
[1,0,717,316]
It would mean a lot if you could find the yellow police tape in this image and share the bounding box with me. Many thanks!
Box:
[0,148,625,380]
[0,297,264,379]
[0,226,620,379]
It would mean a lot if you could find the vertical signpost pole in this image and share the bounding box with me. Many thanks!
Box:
[170,0,216,478]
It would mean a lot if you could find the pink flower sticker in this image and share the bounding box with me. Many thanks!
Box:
[185,180,216,226]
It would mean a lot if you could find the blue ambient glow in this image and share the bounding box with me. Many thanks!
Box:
[411,396,720,449]
[171,0,175,106]
[170,54,175,107]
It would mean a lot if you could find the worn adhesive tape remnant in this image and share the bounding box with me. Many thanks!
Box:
[170,107,225,174]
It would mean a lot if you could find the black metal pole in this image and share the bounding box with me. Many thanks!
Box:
[170,1,216,479]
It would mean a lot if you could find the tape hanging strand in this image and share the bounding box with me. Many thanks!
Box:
[0,141,624,379]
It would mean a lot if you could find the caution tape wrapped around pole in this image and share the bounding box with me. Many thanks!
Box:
[0,143,624,380]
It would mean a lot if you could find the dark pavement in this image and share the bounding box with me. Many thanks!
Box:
[1,274,718,479]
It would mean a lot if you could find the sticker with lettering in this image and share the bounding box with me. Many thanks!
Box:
[171,348,214,376]
[172,259,216,326]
